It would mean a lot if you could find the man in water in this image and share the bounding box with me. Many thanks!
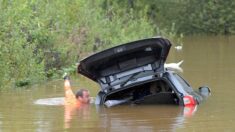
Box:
[63,74,90,107]
[63,74,91,128]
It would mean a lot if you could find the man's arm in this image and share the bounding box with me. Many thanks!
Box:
[64,74,77,105]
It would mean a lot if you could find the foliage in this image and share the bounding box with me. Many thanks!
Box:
[111,0,235,35]
[0,0,176,89]
[177,0,235,34]
[2,0,233,89]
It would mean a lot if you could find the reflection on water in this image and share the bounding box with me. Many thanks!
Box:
[183,105,197,117]
[0,113,2,130]
[1,35,235,131]
[33,97,197,131]
[93,105,196,132]
[34,98,197,131]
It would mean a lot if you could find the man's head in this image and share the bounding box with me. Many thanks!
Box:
[76,89,90,104]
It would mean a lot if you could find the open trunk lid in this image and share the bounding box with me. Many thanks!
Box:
[78,37,171,87]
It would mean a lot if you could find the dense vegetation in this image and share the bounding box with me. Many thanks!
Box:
[113,0,235,34]
[0,0,234,89]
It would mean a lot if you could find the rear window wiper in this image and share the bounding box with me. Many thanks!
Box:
[120,72,142,87]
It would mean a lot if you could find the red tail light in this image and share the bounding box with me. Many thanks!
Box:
[183,95,196,106]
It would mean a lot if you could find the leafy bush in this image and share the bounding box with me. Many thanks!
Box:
[0,0,176,89]
[177,0,235,34]
[113,0,235,35]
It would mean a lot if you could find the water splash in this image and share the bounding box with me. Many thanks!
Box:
[34,97,65,106]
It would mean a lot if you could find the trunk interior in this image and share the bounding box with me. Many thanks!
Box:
[104,79,179,105]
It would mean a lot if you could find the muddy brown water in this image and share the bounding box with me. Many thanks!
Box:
[0,35,235,132]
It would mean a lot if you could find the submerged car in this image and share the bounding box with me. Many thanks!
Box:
[77,37,211,107]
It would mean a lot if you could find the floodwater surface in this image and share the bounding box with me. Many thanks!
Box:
[0,35,235,132]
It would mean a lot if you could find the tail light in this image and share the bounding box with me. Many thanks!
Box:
[183,95,196,106]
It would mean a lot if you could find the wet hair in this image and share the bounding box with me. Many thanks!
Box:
[76,89,89,99]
